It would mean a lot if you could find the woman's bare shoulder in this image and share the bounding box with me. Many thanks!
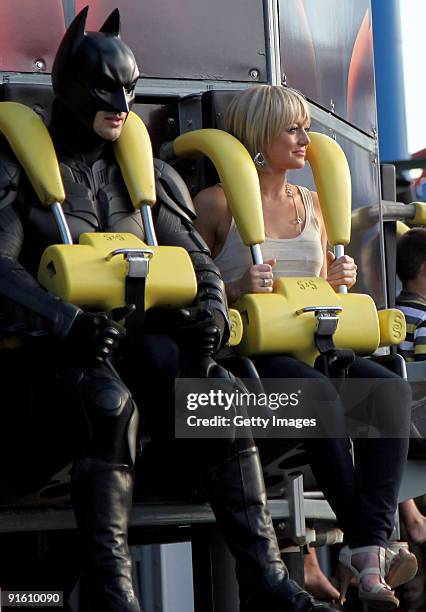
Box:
[194,184,229,216]
[193,184,232,253]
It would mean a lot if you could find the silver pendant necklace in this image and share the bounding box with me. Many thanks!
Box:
[284,184,303,232]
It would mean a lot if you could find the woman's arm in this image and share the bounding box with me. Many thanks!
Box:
[225,259,276,304]
[194,186,275,304]
[311,191,357,290]
[193,185,230,256]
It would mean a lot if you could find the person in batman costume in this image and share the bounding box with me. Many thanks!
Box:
[0,7,332,612]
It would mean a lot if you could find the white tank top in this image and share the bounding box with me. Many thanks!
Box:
[214,186,323,283]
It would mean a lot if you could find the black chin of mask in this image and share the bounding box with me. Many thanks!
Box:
[52,7,139,130]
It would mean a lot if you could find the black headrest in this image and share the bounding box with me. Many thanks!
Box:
[0,83,55,125]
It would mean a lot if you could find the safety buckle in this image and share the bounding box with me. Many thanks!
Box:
[296,305,343,337]
[106,248,154,278]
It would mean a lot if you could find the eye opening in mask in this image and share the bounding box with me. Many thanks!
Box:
[92,76,137,100]
[124,82,137,96]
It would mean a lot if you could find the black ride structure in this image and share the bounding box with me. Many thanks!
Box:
[0,1,424,611]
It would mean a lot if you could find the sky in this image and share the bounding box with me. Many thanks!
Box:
[400,0,426,154]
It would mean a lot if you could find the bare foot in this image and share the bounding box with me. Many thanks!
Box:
[304,548,339,602]
[400,499,426,545]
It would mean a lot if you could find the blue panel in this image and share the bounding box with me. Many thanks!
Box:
[371,0,408,161]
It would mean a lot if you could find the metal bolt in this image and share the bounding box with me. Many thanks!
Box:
[249,68,260,80]
[32,104,44,118]
[330,99,335,112]
[33,58,46,72]
[167,117,175,125]
[282,73,287,85]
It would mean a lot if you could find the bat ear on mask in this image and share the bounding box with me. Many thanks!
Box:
[52,5,87,79]
[99,8,121,36]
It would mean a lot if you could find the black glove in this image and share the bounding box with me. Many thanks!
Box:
[66,311,125,364]
[172,306,226,357]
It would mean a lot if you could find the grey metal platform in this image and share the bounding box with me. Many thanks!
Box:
[0,497,336,534]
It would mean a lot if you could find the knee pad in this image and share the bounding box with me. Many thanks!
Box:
[77,367,139,465]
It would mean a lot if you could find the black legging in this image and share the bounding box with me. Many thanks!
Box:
[0,335,253,502]
[0,346,137,499]
[122,334,254,491]
[250,354,410,548]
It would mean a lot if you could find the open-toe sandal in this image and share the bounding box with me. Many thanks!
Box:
[339,545,399,611]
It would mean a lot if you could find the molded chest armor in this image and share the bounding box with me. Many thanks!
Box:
[25,156,144,250]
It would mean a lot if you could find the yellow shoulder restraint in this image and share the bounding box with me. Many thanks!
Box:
[0,103,208,334]
[172,128,405,365]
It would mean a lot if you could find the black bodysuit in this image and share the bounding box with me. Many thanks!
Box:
[0,104,232,500]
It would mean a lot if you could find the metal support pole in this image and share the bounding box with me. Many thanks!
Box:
[52,201,73,245]
[285,471,306,546]
[371,0,408,162]
[334,244,347,294]
[141,205,158,246]
[250,243,264,265]
[263,0,281,85]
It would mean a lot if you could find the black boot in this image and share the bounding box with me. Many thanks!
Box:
[71,458,141,612]
[205,447,332,612]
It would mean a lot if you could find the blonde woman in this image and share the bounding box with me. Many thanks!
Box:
[194,85,413,610]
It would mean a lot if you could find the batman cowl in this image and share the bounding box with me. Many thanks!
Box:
[52,6,140,128]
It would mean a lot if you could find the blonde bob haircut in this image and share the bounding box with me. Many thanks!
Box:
[224,85,310,159]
